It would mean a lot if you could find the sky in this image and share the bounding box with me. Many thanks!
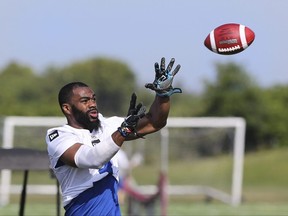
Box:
[0,0,287,93]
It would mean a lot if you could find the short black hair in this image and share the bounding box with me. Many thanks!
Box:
[58,82,88,107]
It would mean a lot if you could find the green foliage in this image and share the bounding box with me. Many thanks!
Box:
[260,85,288,147]
[53,58,136,116]
[200,62,275,150]
[1,58,288,149]
[0,58,136,116]
[169,92,203,117]
[202,62,260,116]
[0,62,46,115]
[136,90,202,117]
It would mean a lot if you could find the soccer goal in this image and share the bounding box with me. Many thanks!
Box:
[163,117,246,206]
[0,116,66,206]
[0,116,245,207]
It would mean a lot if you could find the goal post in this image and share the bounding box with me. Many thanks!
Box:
[163,117,246,206]
[0,116,66,206]
[0,116,246,207]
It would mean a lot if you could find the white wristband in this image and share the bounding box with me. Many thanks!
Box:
[74,135,120,169]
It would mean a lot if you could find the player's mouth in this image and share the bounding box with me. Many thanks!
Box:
[88,109,98,119]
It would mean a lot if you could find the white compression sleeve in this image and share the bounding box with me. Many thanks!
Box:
[74,135,120,169]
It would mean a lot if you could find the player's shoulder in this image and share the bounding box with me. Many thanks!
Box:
[99,114,124,126]
[47,125,71,134]
[46,125,81,142]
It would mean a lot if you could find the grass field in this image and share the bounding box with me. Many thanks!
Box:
[1,148,288,215]
[1,201,288,216]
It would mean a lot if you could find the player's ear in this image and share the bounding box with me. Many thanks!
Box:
[62,103,72,115]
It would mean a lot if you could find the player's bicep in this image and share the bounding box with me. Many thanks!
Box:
[59,143,83,167]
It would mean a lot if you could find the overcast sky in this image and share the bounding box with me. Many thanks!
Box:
[0,0,287,93]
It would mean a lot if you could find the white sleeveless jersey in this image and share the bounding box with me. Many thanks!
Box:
[45,114,123,206]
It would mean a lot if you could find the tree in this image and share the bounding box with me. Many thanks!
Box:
[261,85,288,147]
[201,62,270,150]
[42,57,136,116]
[0,62,44,115]
[0,58,137,116]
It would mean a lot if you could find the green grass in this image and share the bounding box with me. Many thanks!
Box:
[131,147,288,203]
[244,148,288,186]
[1,148,288,215]
[0,204,60,216]
[168,202,288,216]
[2,201,288,216]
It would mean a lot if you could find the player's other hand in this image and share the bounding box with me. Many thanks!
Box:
[118,93,146,138]
[145,57,182,97]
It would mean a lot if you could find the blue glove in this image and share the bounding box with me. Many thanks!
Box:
[145,57,182,97]
[118,93,146,138]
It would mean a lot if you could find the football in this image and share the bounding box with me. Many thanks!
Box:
[204,23,255,55]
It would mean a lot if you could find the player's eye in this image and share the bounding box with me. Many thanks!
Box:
[81,97,96,104]
[80,98,89,103]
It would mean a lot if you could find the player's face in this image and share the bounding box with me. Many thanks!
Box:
[70,87,101,131]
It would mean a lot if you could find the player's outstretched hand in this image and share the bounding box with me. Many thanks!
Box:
[145,57,182,97]
[118,93,146,138]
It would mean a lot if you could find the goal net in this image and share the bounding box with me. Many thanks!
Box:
[122,117,246,211]
[0,116,245,209]
[164,117,246,206]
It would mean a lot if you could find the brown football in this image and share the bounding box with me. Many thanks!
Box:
[204,23,255,55]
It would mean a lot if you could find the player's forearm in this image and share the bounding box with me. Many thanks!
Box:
[147,95,170,130]
[74,135,121,169]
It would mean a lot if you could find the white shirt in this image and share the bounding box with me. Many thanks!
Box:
[45,114,124,206]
